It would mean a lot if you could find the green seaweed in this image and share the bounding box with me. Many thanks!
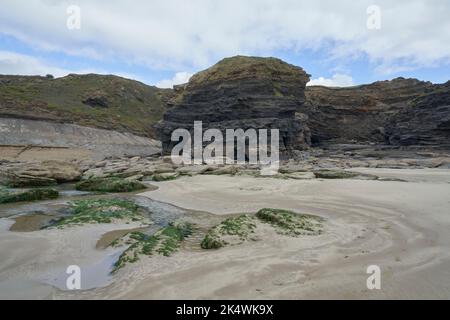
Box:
[112,222,193,273]
[76,177,147,193]
[0,188,58,204]
[256,208,323,236]
[51,198,145,227]
[201,215,256,249]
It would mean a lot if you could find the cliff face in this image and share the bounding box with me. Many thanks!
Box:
[304,78,436,145]
[157,56,311,154]
[386,81,450,147]
[0,74,173,138]
[305,78,450,146]
[2,58,449,153]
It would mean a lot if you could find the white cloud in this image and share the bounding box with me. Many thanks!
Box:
[155,72,193,88]
[307,74,355,87]
[0,50,144,81]
[0,0,449,75]
[0,50,71,77]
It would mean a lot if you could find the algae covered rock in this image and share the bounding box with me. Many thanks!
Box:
[112,222,193,272]
[256,208,323,236]
[0,188,59,204]
[51,198,147,227]
[313,169,360,179]
[148,172,179,181]
[76,177,147,192]
[201,215,257,249]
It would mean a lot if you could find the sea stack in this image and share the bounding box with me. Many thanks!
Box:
[157,56,312,156]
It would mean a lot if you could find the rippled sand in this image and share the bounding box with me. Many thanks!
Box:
[1,168,449,299]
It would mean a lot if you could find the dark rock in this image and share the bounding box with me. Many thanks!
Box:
[304,78,435,145]
[157,56,312,156]
[386,81,450,147]
[82,90,110,108]
[76,177,147,192]
[0,188,59,204]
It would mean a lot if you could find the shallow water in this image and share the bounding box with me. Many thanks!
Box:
[39,249,123,291]
[0,183,222,291]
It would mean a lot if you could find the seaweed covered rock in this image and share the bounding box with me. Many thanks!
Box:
[201,215,257,249]
[0,187,59,204]
[76,177,147,192]
[256,208,323,236]
[51,198,147,227]
[112,222,193,272]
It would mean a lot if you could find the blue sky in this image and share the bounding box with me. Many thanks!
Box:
[1,0,449,87]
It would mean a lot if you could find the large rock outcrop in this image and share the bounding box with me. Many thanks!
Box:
[157,56,311,155]
[304,78,435,145]
[385,81,450,148]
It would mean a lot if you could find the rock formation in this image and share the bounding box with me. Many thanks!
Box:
[157,56,311,156]
[1,57,449,156]
[304,78,433,144]
[386,81,450,148]
[304,78,450,148]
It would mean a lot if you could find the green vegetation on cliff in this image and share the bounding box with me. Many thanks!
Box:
[0,74,173,137]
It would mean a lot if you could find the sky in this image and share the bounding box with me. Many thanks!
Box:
[0,0,449,88]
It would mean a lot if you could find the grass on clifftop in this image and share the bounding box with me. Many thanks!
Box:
[76,177,147,193]
[189,55,307,85]
[111,222,193,273]
[0,187,59,204]
[50,198,146,228]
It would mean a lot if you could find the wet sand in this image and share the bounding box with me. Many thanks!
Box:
[0,168,449,299]
[125,169,450,299]
[0,219,144,299]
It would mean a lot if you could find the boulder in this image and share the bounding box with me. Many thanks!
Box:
[0,160,81,187]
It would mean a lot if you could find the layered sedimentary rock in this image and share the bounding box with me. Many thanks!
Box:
[304,78,450,148]
[386,81,450,147]
[304,78,434,145]
[157,56,311,155]
[0,117,161,159]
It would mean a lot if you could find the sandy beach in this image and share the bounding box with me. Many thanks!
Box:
[120,169,450,299]
[1,168,447,299]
